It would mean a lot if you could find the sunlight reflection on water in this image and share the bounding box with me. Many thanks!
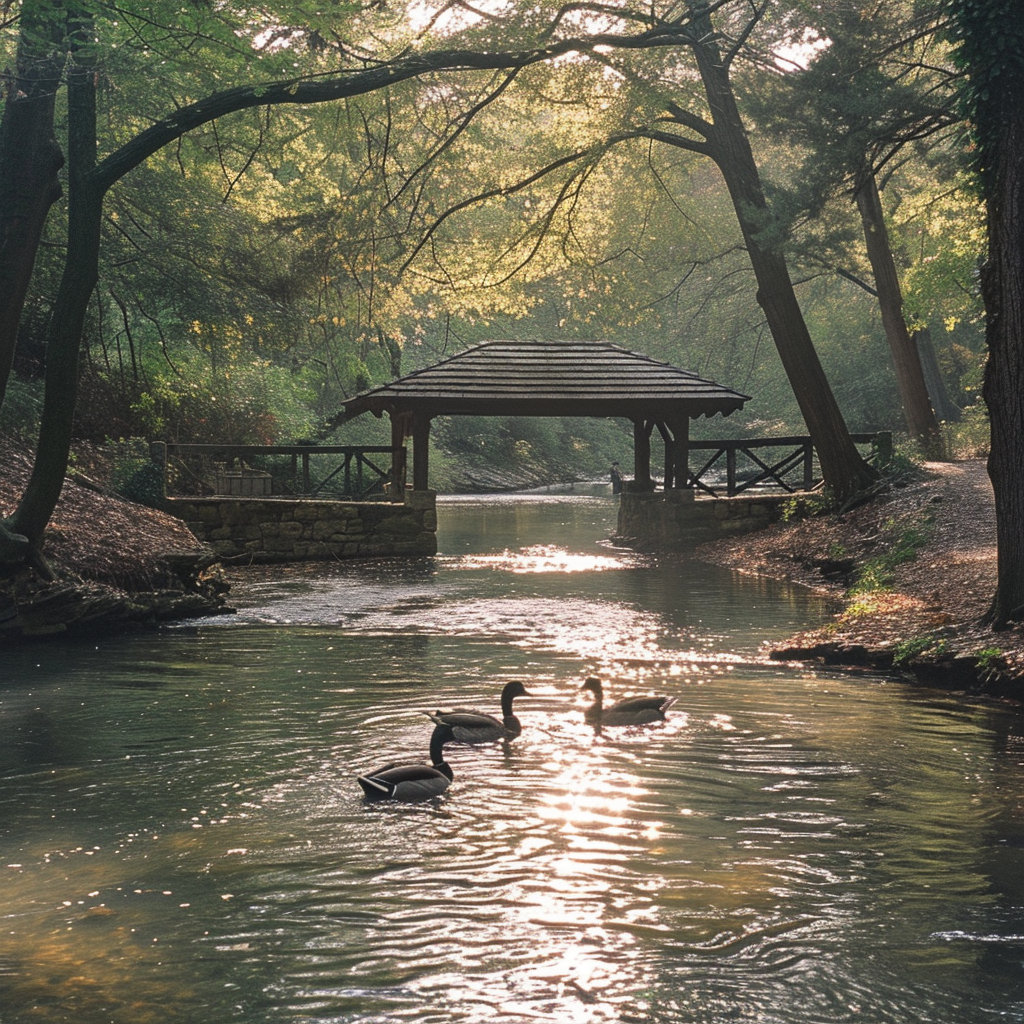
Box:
[455,544,637,574]
[1,496,1024,1023]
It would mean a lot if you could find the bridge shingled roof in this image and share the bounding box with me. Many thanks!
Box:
[342,340,750,420]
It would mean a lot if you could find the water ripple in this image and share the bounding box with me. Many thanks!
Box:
[2,498,1023,1023]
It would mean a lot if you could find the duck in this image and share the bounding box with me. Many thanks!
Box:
[356,724,456,801]
[423,680,531,743]
[580,676,675,727]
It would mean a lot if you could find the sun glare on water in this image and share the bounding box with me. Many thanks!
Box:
[457,545,628,574]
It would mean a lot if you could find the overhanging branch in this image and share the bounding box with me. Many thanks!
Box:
[91,27,699,195]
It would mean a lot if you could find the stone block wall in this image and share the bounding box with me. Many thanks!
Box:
[615,489,789,550]
[168,491,437,562]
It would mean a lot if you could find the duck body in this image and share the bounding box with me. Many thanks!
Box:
[581,676,675,727]
[424,680,530,744]
[357,724,455,801]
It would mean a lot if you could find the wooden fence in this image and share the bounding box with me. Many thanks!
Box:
[688,433,890,497]
[150,442,406,501]
[150,432,889,502]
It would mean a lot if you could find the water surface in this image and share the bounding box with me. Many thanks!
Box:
[2,494,1024,1023]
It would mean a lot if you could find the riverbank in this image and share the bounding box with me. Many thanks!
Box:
[0,436,229,640]
[696,459,1024,701]
[5,434,1020,701]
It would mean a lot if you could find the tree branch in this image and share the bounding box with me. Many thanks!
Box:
[662,100,713,141]
[91,29,697,195]
[636,123,713,158]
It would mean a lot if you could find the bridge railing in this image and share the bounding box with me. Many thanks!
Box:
[150,442,406,502]
[688,433,890,497]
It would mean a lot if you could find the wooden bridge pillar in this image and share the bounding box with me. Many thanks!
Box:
[389,411,432,492]
[656,417,690,491]
[390,413,409,498]
[633,419,655,489]
[670,416,690,490]
[411,412,432,491]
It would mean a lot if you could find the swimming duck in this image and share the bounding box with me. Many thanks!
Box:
[580,676,675,727]
[356,724,456,801]
[423,680,531,743]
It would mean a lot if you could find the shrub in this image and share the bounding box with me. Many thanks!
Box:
[892,634,949,666]
[942,403,990,459]
[851,515,935,595]
[108,439,168,510]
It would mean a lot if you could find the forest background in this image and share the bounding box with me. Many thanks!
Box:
[0,1,988,500]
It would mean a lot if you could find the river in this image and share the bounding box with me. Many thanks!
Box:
[2,493,1024,1023]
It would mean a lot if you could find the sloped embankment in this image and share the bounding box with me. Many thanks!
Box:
[696,460,1024,701]
[1,437,229,640]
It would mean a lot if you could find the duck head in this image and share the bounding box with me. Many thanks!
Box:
[428,723,456,774]
[500,680,531,703]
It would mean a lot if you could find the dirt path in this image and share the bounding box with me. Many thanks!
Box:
[888,460,996,623]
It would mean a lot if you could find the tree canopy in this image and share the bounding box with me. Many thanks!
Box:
[0,1,990,567]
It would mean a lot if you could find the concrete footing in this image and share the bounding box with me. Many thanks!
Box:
[615,489,790,550]
[168,492,437,562]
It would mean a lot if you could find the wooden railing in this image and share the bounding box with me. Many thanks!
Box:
[150,442,406,501]
[688,433,890,497]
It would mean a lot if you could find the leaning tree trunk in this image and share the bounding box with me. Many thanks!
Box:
[747,245,877,500]
[915,327,961,423]
[855,173,944,457]
[0,0,66,410]
[981,94,1024,628]
[5,47,100,561]
[689,22,877,504]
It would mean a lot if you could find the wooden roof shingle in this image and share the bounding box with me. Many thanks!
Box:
[342,340,749,421]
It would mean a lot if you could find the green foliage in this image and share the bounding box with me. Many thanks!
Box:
[851,515,935,595]
[780,492,830,522]
[873,437,927,487]
[1,0,990,503]
[972,646,1004,671]
[947,0,1024,188]
[78,355,319,446]
[942,402,990,459]
[428,413,632,491]
[108,440,168,511]
[892,633,949,666]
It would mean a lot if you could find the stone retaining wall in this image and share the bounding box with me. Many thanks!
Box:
[168,492,437,562]
[616,489,789,550]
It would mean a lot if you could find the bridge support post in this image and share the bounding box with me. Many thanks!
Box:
[389,414,411,499]
[632,419,655,490]
[657,417,690,492]
[411,413,432,492]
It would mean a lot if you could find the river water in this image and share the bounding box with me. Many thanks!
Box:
[2,494,1024,1024]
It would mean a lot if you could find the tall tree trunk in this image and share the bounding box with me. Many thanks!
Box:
[0,0,66,409]
[981,97,1024,627]
[689,18,877,503]
[6,42,100,558]
[915,327,961,423]
[855,173,944,456]
[748,248,875,499]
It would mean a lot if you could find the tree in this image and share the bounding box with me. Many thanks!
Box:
[0,0,703,568]
[947,0,1024,626]
[616,1,879,500]
[398,2,879,501]
[750,3,957,456]
[0,0,66,411]
[856,170,944,454]
[1,0,883,571]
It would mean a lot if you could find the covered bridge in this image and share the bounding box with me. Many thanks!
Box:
[341,340,750,492]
